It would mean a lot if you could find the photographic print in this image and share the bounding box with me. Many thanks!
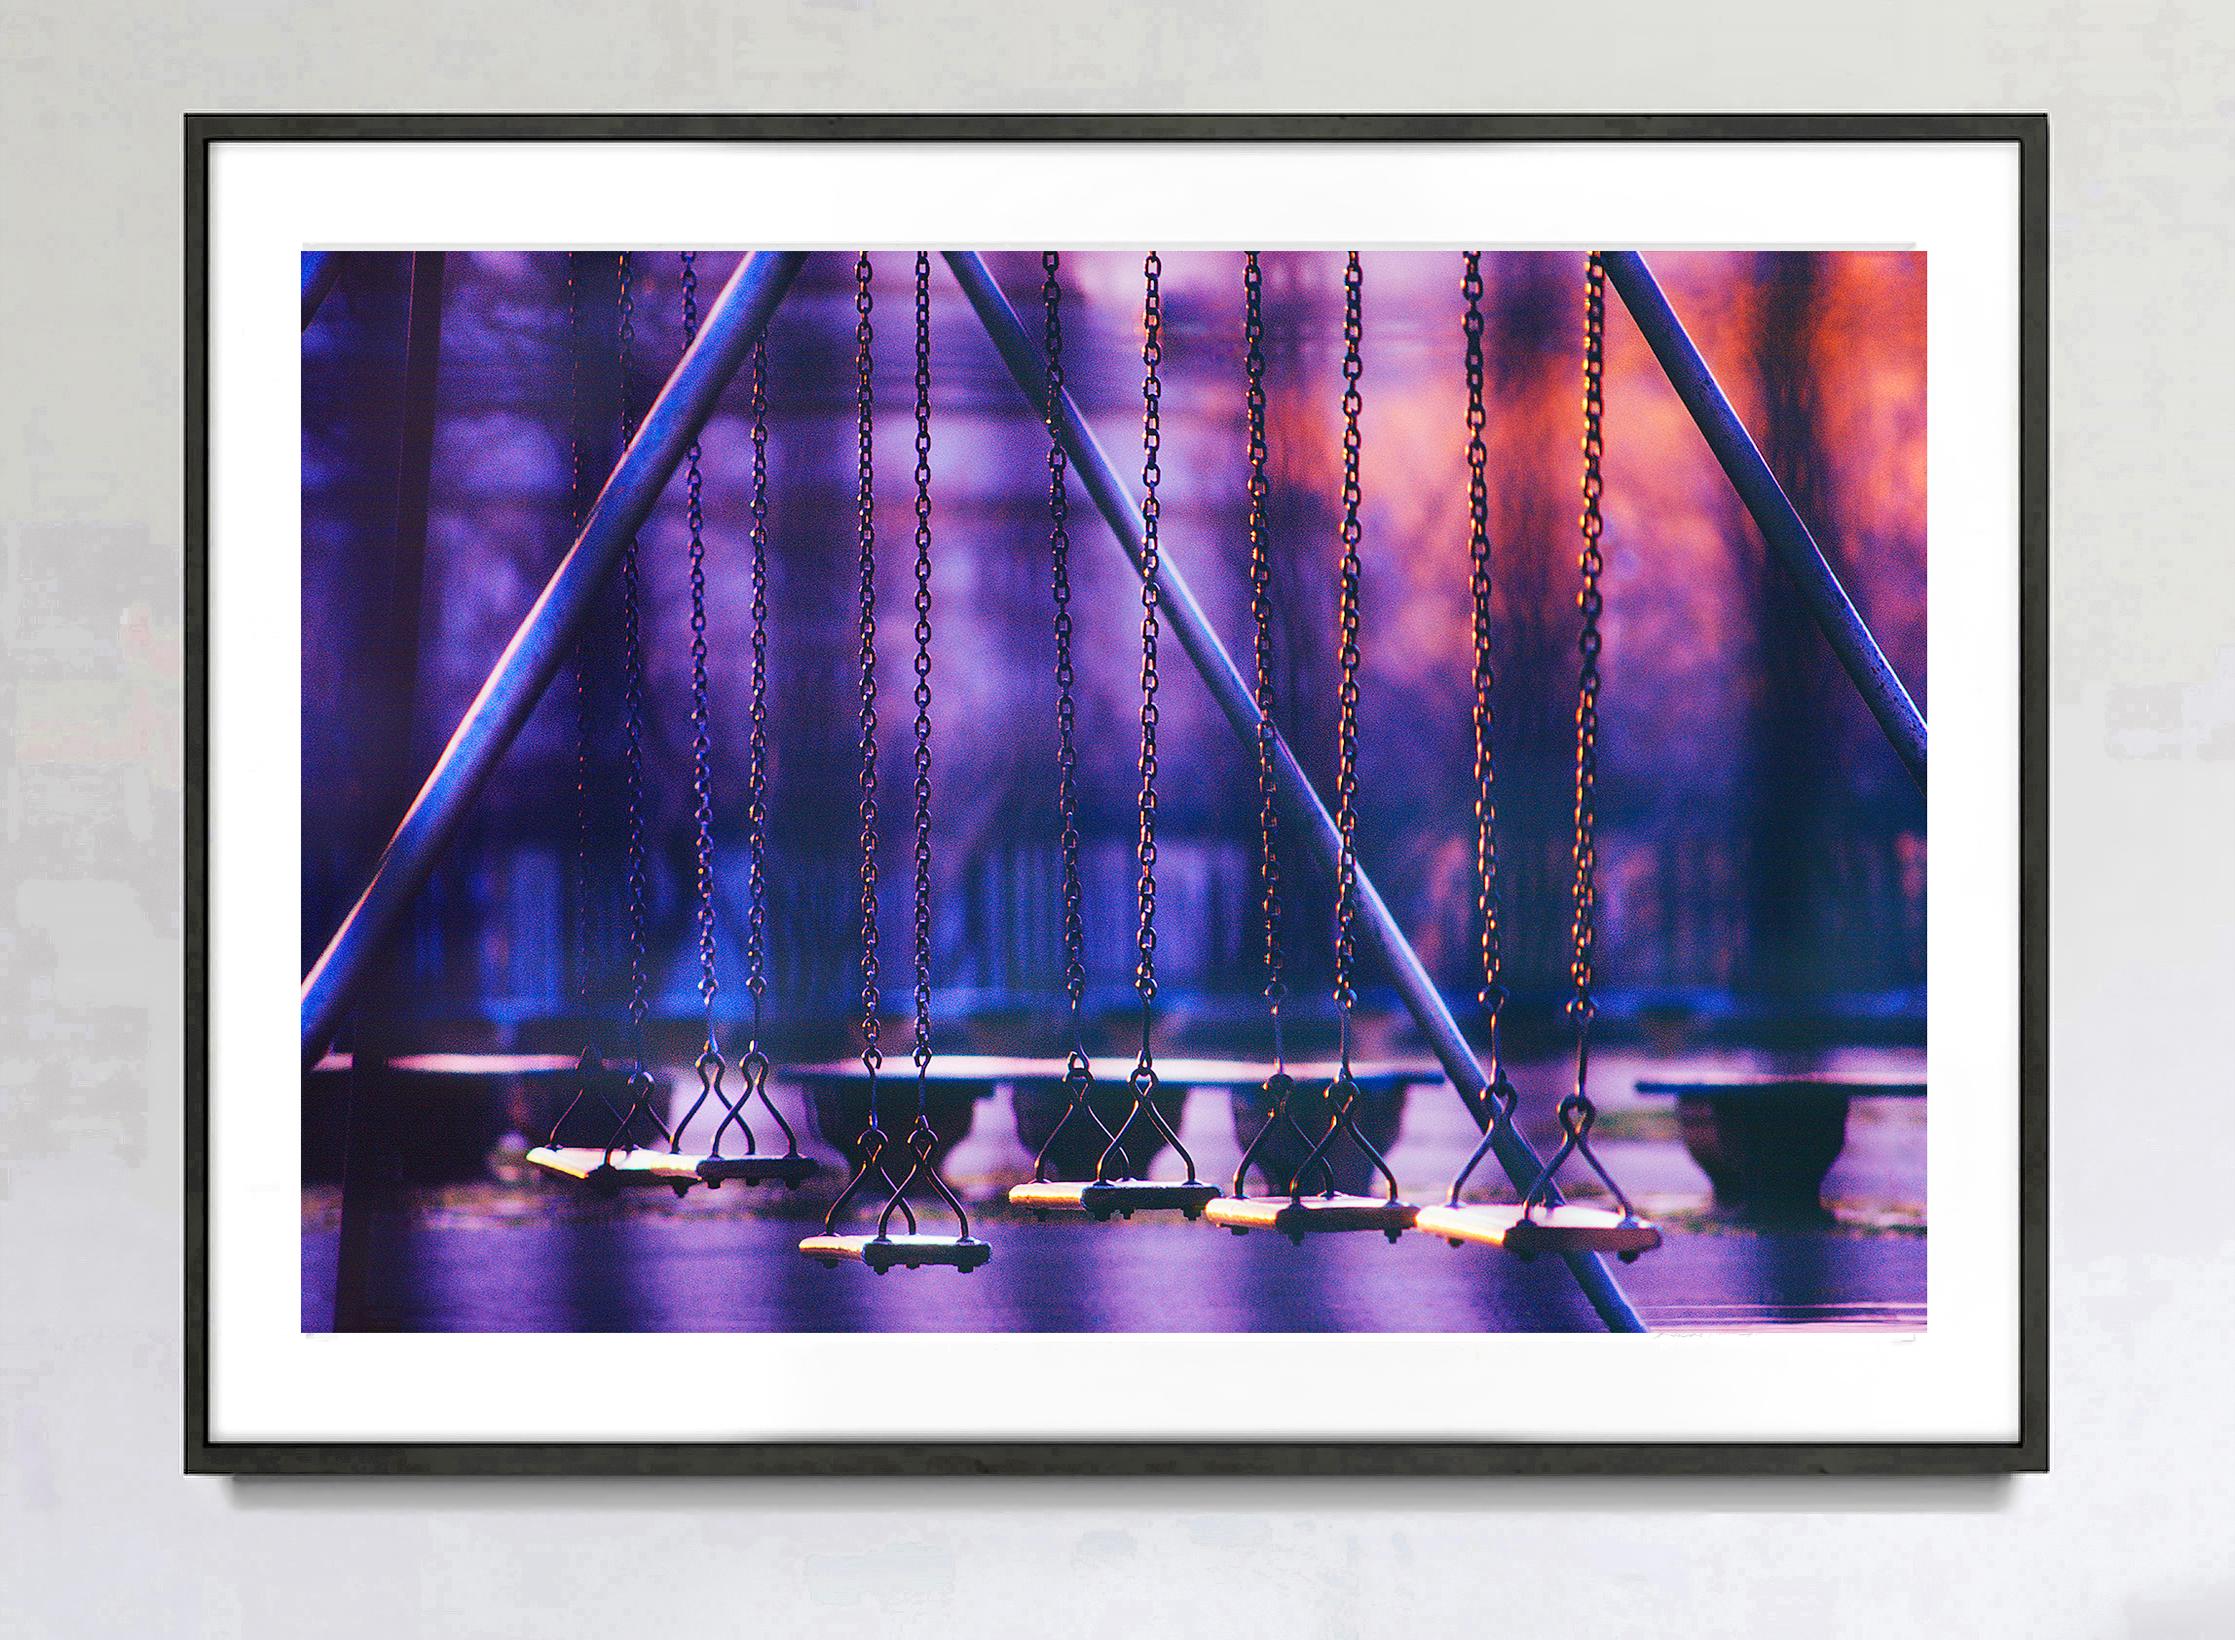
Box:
[191,119,2041,1470]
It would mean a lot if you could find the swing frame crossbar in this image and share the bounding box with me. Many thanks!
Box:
[302,248,1930,1336]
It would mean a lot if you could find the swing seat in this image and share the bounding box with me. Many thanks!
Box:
[1412,1202,1661,1262]
[695,1152,822,1189]
[525,1145,700,1195]
[799,1233,992,1274]
[1203,1193,1418,1243]
[1007,1179,1220,1221]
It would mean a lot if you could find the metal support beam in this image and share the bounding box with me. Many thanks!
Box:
[944,251,1644,1334]
[1600,250,1928,792]
[302,251,343,330]
[299,250,810,1069]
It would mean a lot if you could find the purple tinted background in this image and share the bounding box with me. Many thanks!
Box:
[301,249,1925,1062]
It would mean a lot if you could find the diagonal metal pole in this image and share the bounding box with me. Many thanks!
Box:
[303,251,343,330]
[1600,250,1927,792]
[944,251,1644,1333]
[300,250,810,1070]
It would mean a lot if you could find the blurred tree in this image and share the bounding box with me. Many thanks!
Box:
[1740,252,1844,1019]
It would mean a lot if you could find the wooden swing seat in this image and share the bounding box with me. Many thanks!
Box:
[1204,1193,1418,1243]
[1007,1179,1221,1220]
[524,1145,700,1195]
[1412,1202,1661,1261]
[799,1233,992,1274]
[693,1152,822,1189]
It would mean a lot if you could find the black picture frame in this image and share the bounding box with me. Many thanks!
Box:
[187,111,2048,1477]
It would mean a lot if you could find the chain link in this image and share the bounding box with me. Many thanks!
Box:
[1134,252,1164,1027]
[616,251,650,1060]
[1025,250,1106,1184]
[1101,249,1200,1188]
[744,330,772,1042]
[1243,252,1286,1059]
[853,253,884,1086]
[1331,251,1365,1060]
[1228,249,1316,1200]
[1043,253,1088,1041]
[911,253,936,1091]
[1462,251,1507,1079]
[565,254,595,1028]
[1567,252,1608,1112]
[679,252,720,1029]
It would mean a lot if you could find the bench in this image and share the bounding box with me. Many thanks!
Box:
[793,1054,1441,1186]
[1636,1077,1925,1219]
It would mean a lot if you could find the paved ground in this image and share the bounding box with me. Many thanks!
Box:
[305,1210,1922,1332]
[304,1045,1924,1333]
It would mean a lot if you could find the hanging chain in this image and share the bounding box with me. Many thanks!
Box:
[680,252,720,1042]
[1228,249,1323,1201]
[910,253,936,1100]
[616,251,651,1069]
[1026,250,1102,1183]
[1244,253,1286,1062]
[1044,253,1088,1050]
[744,330,772,1045]
[1506,249,1646,1230]
[1291,250,1404,1203]
[1096,249,1201,1191]
[547,252,622,1153]
[1133,252,1164,1048]
[853,253,884,1089]
[663,251,737,1158]
[1331,251,1365,1068]
[1463,251,1508,1100]
[872,252,976,1246]
[1567,252,1608,1115]
[712,313,787,1164]
[566,254,595,1033]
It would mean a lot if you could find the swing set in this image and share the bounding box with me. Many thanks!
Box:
[304,245,1928,1328]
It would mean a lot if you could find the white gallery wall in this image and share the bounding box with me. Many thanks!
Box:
[2,2,2231,1634]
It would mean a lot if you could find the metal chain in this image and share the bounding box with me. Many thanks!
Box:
[547,252,623,1155]
[1228,248,1325,1201]
[1043,253,1087,1045]
[744,331,772,1043]
[1331,251,1365,1066]
[707,315,786,1164]
[616,250,650,1065]
[1567,252,1607,1114]
[873,251,975,1244]
[1244,253,1285,1059]
[1290,255,1401,1206]
[565,254,595,1029]
[853,253,884,1090]
[1462,251,1507,1087]
[680,252,719,1033]
[1099,249,1201,1190]
[1025,250,1104,1184]
[1507,250,1647,1228]
[1134,252,1164,1034]
[910,253,936,1097]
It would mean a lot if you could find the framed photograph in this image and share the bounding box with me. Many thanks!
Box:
[187,113,2045,1474]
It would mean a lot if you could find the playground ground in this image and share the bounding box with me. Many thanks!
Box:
[303,1045,1924,1333]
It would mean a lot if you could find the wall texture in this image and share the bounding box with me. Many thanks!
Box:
[3,5,2231,1636]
